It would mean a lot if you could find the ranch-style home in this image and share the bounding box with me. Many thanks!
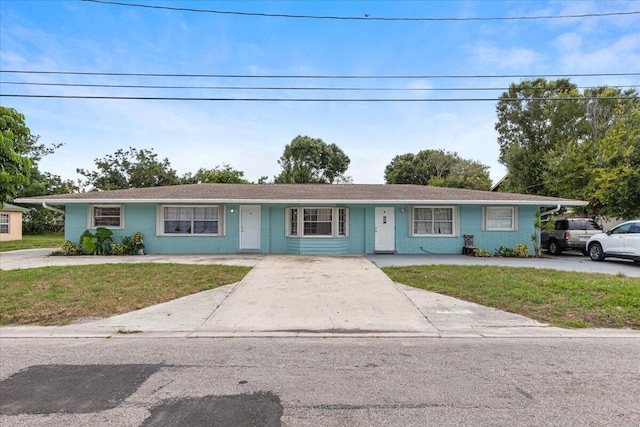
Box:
[0,203,29,242]
[15,183,587,255]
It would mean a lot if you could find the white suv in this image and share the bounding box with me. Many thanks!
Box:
[587,220,640,263]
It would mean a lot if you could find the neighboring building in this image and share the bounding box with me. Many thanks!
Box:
[0,203,29,242]
[15,184,587,255]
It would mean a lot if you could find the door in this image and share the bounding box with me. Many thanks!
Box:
[605,222,632,255]
[375,207,395,252]
[240,206,261,250]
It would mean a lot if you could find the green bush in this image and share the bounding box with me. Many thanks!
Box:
[80,228,114,255]
[110,242,125,255]
[22,208,55,235]
[496,244,530,258]
[473,248,493,257]
[121,231,144,255]
[59,240,83,256]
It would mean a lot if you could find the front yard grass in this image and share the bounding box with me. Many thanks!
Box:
[0,233,65,252]
[0,264,251,325]
[383,265,640,329]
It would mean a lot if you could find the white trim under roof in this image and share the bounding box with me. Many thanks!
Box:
[14,197,589,206]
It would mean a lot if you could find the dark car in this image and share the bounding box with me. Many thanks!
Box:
[541,218,602,255]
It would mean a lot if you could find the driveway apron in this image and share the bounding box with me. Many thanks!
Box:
[195,255,437,337]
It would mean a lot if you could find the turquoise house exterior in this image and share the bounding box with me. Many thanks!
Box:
[17,184,587,256]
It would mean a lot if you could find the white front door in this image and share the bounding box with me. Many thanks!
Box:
[375,207,395,252]
[240,206,261,250]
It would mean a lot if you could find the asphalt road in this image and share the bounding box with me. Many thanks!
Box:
[1,337,639,426]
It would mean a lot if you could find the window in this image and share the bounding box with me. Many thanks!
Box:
[91,205,122,228]
[161,206,221,235]
[0,214,9,234]
[289,208,298,236]
[412,207,455,236]
[287,207,348,237]
[484,206,517,231]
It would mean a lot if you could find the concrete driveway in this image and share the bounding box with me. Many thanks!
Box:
[1,251,639,339]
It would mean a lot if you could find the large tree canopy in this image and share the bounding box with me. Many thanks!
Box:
[182,164,250,184]
[77,147,181,190]
[274,135,351,184]
[496,79,640,218]
[384,149,491,190]
[0,106,33,206]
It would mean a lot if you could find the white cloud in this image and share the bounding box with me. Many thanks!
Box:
[464,41,544,70]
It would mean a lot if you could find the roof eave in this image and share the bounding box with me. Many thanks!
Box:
[14,197,589,206]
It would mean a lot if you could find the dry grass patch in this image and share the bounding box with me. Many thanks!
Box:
[0,263,250,325]
[383,265,640,329]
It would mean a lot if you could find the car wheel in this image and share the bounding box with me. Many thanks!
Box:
[588,243,605,261]
[548,240,562,255]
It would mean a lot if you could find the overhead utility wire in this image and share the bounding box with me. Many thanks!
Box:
[2,70,638,79]
[2,94,632,102]
[82,0,640,21]
[3,81,638,92]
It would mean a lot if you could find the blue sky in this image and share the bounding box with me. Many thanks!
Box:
[1,1,638,185]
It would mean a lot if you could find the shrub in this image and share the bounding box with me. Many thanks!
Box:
[80,228,114,255]
[496,244,530,258]
[57,240,83,256]
[110,242,125,256]
[121,231,144,255]
[473,248,493,257]
[22,207,55,235]
[514,243,530,258]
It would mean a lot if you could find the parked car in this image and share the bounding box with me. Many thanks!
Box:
[587,220,640,263]
[541,218,602,255]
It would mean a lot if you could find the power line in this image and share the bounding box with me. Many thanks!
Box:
[81,0,640,22]
[3,81,638,92]
[2,94,632,102]
[2,70,638,79]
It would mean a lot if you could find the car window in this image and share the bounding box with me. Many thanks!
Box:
[629,223,640,234]
[555,221,566,230]
[611,223,632,234]
[569,220,600,230]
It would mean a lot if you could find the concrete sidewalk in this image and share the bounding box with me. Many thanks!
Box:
[1,253,639,338]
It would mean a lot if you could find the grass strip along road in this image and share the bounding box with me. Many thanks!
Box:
[1,261,638,330]
[383,265,640,330]
[0,264,250,325]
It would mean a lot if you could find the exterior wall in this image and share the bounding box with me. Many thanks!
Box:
[63,202,538,255]
[0,211,24,242]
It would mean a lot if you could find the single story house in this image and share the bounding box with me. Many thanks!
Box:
[0,203,29,242]
[15,183,587,255]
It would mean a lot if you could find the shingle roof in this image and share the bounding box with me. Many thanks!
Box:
[1,203,30,212]
[14,184,587,206]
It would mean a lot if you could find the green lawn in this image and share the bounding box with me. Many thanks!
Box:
[0,233,65,252]
[383,265,640,329]
[0,263,251,325]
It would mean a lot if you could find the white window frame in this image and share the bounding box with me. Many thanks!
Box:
[483,206,518,231]
[157,205,224,236]
[89,205,123,229]
[411,206,457,237]
[286,207,349,238]
[0,213,9,234]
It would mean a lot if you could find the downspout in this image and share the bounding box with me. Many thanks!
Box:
[541,204,562,217]
[41,202,65,216]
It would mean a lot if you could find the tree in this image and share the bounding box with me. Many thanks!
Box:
[77,147,181,190]
[274,135,351,184]
[548,101,640,219]
[495,78,583,195]
[496,80,640,218]
[0,107,33,206]
[384,149,491,190]
[182,164,250,184]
